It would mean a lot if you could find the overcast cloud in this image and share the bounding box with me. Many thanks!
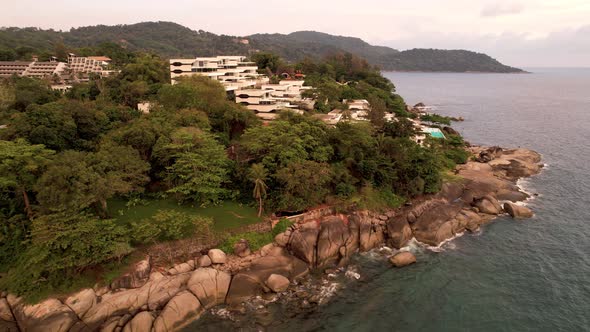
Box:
[1,0,589,67]
[481,2,525,17]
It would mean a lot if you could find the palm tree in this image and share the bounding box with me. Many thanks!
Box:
[249,163,268,217]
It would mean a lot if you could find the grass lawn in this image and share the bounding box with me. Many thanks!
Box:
[108,198,262,231]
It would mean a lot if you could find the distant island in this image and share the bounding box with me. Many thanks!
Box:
[0,21,523,73]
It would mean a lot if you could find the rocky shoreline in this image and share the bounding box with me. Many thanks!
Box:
[0,146,543,332]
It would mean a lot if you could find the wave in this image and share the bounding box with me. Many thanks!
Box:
[405,235,463,253]
[516,178,540,206]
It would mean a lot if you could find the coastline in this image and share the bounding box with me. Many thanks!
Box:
[0,146,544,332]
[381,70,530,74]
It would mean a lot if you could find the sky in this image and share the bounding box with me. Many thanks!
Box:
[2,0,589,67]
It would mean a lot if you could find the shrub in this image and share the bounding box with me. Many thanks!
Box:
[130,209,213,244]
[272,218,293,237]
[0,214,28,272]
[356,185,406,212]
[219,232,273,253]
[219,218,293,254]
[0,211,132,297]
[421,113,452,125]
[444,148,470,165]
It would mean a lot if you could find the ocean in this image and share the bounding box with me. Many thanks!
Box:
[190,69,590,331]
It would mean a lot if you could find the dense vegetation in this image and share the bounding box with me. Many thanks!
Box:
[0,49,468,299]
[0,22,523,73]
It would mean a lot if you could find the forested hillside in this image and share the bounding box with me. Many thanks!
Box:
[0,51,469,299]
[0,22,523,72]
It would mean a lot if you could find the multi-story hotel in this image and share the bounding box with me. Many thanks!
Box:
[235,88,303,120]
[0,61,33,77]
[169,55,315,121]
[68,54,114,77]
[169,56,268,90]
[0,60,68,79]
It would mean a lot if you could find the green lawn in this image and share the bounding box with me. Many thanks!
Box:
[108,198,262,231]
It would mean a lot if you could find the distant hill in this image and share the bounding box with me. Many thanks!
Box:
[0,22,523,73]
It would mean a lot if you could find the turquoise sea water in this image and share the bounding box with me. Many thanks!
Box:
[190,69,590,331]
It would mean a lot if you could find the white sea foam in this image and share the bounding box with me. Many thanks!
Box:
[318,281,341,304]
[211,308,233,320]
[345,269,361,280]
[516,178,539,206]
[412,232,466,252]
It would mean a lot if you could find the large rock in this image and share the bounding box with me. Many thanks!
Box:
[197,255,212,268]
[123,311,154,332]
[7,296,78,332]
[65,288,96,319]
[411,202,464,246]
[146,273,191,310]
[343,214,361,260]
[453,209,483,232]
[100,316,121,332]
[207,249,227,264]
[169,262,192,275]
[358,213,385,252]
[111,256,152,290]
[265,274,290,292]
[390,252,417,267]
[488,148,543,181]
[288,221,319,266]
[226,247,308,305]
[187,268,231,309]
[0,298,18,332]
[316,216,350,268]
[81,285,150,330]
[153,291,203,332]
[474,195,502,215]
[386,215,413,249]
[504,202,534,219]
[496,189,529,202]
[274,232,290,247]
[233,239,251,258]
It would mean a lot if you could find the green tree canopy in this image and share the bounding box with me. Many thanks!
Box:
[157,127,232,205]
[275,160,332,211]
[35,144,149,216]
[0,139,55,218]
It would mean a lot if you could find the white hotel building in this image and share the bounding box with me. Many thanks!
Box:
[169,56,315,120]
[169,56,268,91]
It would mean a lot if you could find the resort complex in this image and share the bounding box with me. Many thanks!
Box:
[0,51,446,141]
[0,53,114,88]
[167,55,447,139]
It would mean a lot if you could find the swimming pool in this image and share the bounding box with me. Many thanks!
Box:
[423,127,446,139]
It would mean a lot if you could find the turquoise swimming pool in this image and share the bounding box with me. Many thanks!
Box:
[424,127,446,139]
[430,131,445,138]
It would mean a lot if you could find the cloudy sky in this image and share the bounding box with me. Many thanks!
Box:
[2,0,589,67]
